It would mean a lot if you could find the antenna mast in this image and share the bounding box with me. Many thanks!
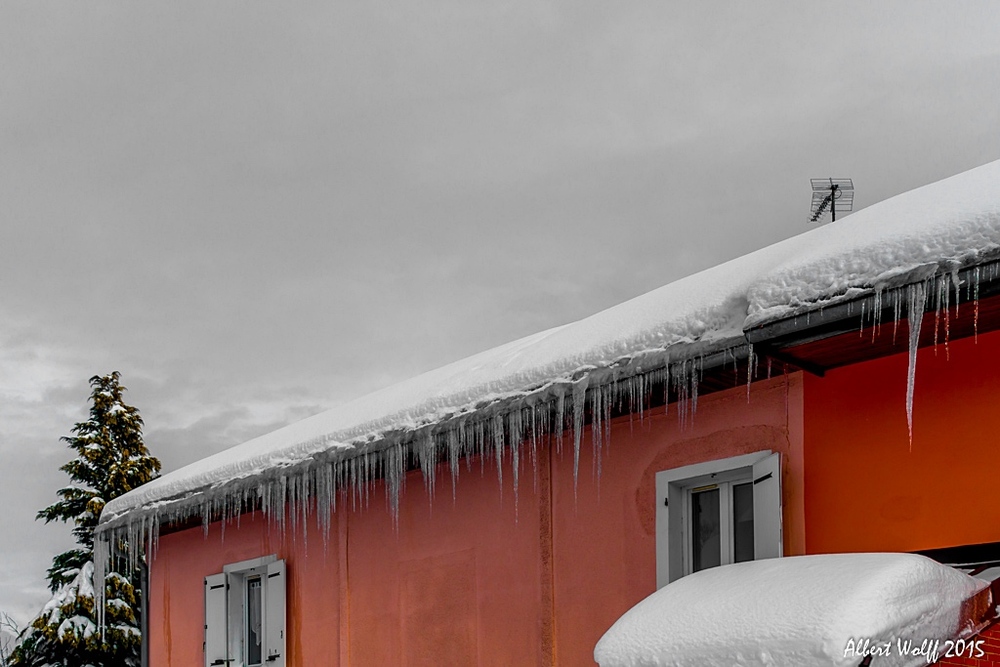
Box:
[809,178,854,223]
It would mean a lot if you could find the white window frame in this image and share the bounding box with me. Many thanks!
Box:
[205,555,286,667]
[655,451,782,588]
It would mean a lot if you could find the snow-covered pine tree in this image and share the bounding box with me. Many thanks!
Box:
[11,372,161,667]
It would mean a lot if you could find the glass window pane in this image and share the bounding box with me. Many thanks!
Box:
[246,577,263,666]
[732,482,755,563]
[692,488,721,572]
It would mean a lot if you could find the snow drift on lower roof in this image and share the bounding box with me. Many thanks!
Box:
[101,159,1000,526]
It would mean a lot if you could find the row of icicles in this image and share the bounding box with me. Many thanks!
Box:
[94,263,995,629]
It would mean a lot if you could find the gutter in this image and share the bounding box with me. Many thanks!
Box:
[744,258,1000,376]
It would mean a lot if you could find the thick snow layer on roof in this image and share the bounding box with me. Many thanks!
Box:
[746,163,1000,324]
[594,553,987,667]
[102,159,1000,524]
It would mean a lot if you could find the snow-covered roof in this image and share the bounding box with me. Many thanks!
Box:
[100,159,1000,530]
[594,553,988,667]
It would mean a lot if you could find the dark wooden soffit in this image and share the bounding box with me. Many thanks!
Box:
[746,261,1000,375]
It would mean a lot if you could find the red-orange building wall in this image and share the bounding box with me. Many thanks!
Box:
[149,374,805,666]
[548,373,805,665]
[803,326,1000,555]
[148,511,343,666]
[148,326,1000,665]
[800,327,1000,666]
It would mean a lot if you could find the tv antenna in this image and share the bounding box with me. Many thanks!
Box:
[809,178,854,223]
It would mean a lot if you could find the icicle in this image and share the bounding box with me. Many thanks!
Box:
[299,472,309,549]
[353,454,361,509]
[892,287,902,344]
[277,475,288,536]
[145,516,156,566]
[201,499,211,537]
[941,274,952,358]
[571,377,589,494]
[447,427,460,502]
[515,403,528,449]
[220,502,227,542]
[356,455,365,510]
[417,430,436,500]
[320,460,334,543]
[671,360,689,428]
[287,474,298,537]
[594,383,605,480]
[672,361,683,426]
[625,375,634,417]
[932,275,944,352]
[511,411,520,517]
[662,358,671,416]
[554,386,565,455]
[905,281,928,448]
[690,356,701,418]
[529,403,540,494]
[872,288,883,342]
[346,459,355,511]
[604,379,614,444]
[637,372,646,424]
[385,442,404,525]
[591,383,602,481]
[973,266,981,341]
[458,419,471,474]
[746,342,755,401]
[621,376,632,435]
[476,419,486,473]
[94,531,108,634]
[493,413,505,495]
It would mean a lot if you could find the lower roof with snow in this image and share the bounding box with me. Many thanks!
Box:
[594,553,988,667]
[100,159,1000,532]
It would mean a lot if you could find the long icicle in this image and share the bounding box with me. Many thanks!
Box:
[571,377,589,496]
[905,280,928,449]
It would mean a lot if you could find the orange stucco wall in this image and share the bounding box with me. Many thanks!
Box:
[344,457,550,666]
[149,458,549,667]
[548,373,805,666]
[803,327,1000,555]
[148,511,342,667]
[148,373,805,666]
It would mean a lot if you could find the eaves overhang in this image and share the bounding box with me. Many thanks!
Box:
[745,258,1000,376]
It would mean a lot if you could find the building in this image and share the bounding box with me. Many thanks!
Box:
[99,159,1000,666]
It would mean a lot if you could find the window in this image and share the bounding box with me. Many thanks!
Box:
[204,555,286,667]
[655,451,782,587]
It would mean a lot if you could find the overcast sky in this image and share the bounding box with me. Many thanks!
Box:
[2,1,999,626]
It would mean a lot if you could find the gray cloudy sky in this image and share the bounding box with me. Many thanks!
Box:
[2,0,999,625]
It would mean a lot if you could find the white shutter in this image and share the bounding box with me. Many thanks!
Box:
[225,572,243,666]
[264,559,286,666]
[752,452,783,561]
[204,572,229,667]
[655,472,685,588]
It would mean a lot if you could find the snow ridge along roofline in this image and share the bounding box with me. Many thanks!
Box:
[98,160,1000,545]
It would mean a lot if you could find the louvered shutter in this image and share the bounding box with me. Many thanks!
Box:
[264,560,286,666]
[204,572,229,667]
